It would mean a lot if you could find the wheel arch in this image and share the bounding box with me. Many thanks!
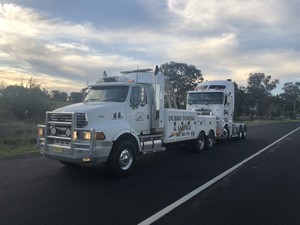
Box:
[113,133,140,156]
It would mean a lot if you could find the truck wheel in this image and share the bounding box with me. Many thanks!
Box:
[221,126,230,140]
[237,125,243,140]
[205,130,215,150]
[108,140,136,177]
[242,125,247,139]
[193,132,206,153]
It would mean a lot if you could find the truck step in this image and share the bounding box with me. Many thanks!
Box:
[142,147,166,155]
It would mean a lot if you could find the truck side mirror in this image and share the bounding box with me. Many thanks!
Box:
[154,65,159,76]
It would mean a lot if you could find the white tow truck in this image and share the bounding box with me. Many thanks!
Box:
[187,79,247,140]
[37,66,216,177]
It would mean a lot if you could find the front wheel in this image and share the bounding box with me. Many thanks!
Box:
[205,130,215,150]
[108,140,137,177]
[221,126,230,140]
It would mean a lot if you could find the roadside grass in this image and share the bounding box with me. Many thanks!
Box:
[0,118,299,158]
[243,119,298,127]
[0,143,38,157]
[0,100,73,157]
[0,122,38,157]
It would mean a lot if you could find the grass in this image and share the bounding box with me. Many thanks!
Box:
[0,143,38,157]
[0,100,73,158]
[0,122,38,157]
[243,118,298,127]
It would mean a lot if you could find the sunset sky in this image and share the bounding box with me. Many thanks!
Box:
[1,0,300,94]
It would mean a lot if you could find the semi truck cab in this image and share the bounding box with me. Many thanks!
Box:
[187,80,247,139]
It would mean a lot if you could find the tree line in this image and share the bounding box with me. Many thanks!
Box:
[0,62,299,124]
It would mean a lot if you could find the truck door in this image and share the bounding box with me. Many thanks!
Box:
[129,85,151,135]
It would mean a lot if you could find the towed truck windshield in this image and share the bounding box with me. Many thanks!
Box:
[84,86,129,102]
[187,92,224,105]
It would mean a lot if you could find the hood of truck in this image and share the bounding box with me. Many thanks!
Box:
[54,102,121,112]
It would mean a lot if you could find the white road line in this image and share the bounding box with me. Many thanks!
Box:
[138,126,300,225]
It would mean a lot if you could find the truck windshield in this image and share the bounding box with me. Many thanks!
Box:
[84,86,129,102]
[187,92,224,105]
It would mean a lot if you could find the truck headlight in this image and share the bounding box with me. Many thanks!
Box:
[73,131,105,141]
[50,126,57,135]
[84,131,91,140]
[73,131,78,141]
[38,127,44,138]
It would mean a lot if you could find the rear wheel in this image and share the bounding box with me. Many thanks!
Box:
[193,132,206,153]
[236,125,243,140]
[242,125,247,139]
[205,130,215,150]
[108,140,137,177]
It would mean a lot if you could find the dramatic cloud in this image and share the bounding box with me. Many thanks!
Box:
[0,1,299,93]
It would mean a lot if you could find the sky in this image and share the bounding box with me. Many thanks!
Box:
[1,0,300,94]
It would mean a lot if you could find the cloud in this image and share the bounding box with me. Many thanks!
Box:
[0,3,152,92]
[0,1,300,94]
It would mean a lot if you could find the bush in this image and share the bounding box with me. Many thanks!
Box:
[0,122,37,146]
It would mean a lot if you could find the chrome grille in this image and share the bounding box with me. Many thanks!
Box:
[48,112,87,128]
[46,112,88,145]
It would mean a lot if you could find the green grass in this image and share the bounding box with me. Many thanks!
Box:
[0,143,38,157]
[243,119,298,127]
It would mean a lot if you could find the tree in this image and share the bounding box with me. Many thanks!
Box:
[280,82,300,119]
[234,83,248,119]
[160,61,203,108]
[69,92,83,102]
[50,90,68,101]
[246,73,279,118]
[1,79,49,122]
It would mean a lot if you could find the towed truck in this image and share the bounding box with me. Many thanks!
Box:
[187,79,247,140]
[37,66,216,177]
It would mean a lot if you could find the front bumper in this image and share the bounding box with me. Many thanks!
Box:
[37,124,113,164]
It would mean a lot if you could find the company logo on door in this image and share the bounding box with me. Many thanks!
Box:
[135,112,145,122]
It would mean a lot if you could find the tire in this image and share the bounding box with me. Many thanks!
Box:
[193,132,206,153]
[108,140,137,178]
[236,125,243,140]
[205,130,215,150]
[221,126,230,140]
[242,125,247,139]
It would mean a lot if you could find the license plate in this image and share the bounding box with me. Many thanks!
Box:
[54,147,64,153]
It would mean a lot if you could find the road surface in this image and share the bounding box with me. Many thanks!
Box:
[0,122,300,225]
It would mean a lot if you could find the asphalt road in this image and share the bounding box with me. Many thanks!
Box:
[0,122,300,225]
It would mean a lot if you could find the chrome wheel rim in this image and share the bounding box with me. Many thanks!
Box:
[119,149,133,170]
[199,138,205,150]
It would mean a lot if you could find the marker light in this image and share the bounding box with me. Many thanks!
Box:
[95,132,106,140]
